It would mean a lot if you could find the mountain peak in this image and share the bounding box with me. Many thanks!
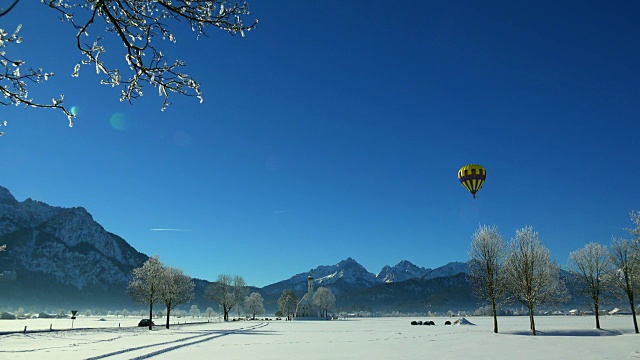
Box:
[0,185,17,205]
[397,259,413,266]
[422,261,468,280]
[0,185,148,295]
[377,260,430,283]
[340,257,359,265]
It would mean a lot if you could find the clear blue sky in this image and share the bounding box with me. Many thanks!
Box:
[1,1,638,287]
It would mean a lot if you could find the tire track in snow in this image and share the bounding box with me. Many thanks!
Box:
[84,322,269,360]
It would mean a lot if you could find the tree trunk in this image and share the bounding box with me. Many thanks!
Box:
[594,303,600,330]
[165,305,171,329]
[529,303,536,336]
[629,296,638,333]
[625,279,638,333]
[223,305,229,322]
[148,301,154,330]
[491,298,498,333]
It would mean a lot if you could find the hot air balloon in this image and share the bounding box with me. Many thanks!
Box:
[458,164,486,199]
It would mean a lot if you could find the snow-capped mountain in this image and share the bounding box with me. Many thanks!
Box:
[1,185,475,312]
[261,257,379,296]
[0,186,147,307]
[0,188,63,236]
[261,257,468,299]
[421,261,468,280]
[313,257,379,287]
[376,260,431,283]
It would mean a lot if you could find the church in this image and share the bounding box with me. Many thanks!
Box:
[295,274,320,318]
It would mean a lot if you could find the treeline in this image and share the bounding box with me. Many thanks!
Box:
[127,256,274,329]
[468,210,640,335]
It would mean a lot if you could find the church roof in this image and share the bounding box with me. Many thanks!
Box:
[297,294,310,305]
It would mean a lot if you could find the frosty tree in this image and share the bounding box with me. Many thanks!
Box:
[190,304,200,318]
[628,210,640,240]
[312,287,336,318]
[567,242,612,329]
[609,237,640,333]
[244,292,265,319]
[277,289,298,319]
[467,224,506,333]
[0,1,257,131]
[158,266,195,329]
[128,255,164,330]
[205,307,216,319]
[204,274,247,321]
[502,226,568,335]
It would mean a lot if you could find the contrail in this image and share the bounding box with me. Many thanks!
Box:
[150,228,193,232]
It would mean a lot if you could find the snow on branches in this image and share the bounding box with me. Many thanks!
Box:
[0,1,257,129]
[47,0,257,111]
[0,23,73,127]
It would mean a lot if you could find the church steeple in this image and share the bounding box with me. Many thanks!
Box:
[307,272,315,300]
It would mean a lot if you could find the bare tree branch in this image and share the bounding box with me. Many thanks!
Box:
[0,1,257,133]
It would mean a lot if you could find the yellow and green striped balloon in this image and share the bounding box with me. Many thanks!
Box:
[458,164,486,199]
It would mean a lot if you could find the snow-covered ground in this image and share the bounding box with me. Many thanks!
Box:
[0,315,638,359]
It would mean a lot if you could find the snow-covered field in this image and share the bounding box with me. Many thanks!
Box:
[0,315,638,359]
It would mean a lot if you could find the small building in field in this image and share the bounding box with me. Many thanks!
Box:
[295,274,320,318]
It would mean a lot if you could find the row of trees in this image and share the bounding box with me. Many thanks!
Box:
[128,256,195,330]
[468,210,640,335]
[128,256,269,328]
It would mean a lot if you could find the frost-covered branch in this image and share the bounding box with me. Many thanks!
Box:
[0,1,256,132]
[158,266,195,329]
[312,287,336,317]
[128,255,164,330]
[467,224,506,333]
[502,226,568,335]
[244,292,265,319]
[610,236,640,333]
[627,210,640,240]
[567,242,612,329]
[205,274,247,321]
[0,24,74,127]
[46,0,257,111]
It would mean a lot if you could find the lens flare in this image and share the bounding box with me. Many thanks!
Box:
[109,113,129,131]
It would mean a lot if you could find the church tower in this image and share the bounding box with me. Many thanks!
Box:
[307,273,315,301]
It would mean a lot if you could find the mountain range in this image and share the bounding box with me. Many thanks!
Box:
[0,186,148,309]
[0,185,512,314]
